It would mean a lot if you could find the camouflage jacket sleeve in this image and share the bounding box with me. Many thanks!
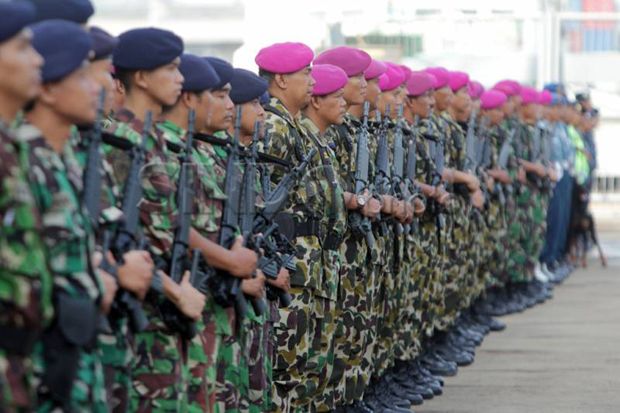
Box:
[0,128,53,328]
[104,110,179,259]
[263,98,314,223]
[15,123,102,302]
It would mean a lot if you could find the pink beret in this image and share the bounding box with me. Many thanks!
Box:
[493,79,521,97]
[424,67,450,89]
[406,71,435,97]
[480,90,507,110]
[311,64,348,96]
[314,46,371,77]
[448,71,470,93]
[255,42,314,74]
[379,62,406,92]
[364,59,387,80]
[400,65,413,82]
[538,89,553,106]
[520,86,539,105]
[468,80,484,99]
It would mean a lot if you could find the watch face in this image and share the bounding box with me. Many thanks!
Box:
[356,195,366,206]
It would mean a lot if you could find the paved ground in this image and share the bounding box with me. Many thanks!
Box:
[416,234,620,413]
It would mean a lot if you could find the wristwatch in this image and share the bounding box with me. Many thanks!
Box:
[356,194,367,208]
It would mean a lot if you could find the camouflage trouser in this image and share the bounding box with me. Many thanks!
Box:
[239,306,267,413]
[507,187,535,283]
[328,237,371,406]
[185,294,235,413]
[309,296,337,413]
[390,231,407,362]
[439,198,468,329]
[418,214,445,338]
[262,301,280,412]
[465,209,485,308]
[394,233,422,362]
[99,320,132,413]
[35,343,107,413]
[0,351,34,412]
[126,324,184,413]
[371,227,396,377]
[213,307,241,413]
[530,190,549,266]
[485,198,509,289]
[358,244,379,398]
[272,286,314,412]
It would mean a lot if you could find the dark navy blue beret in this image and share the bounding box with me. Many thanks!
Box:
[88,26,117,61]
[113,27,183,71]
[204,57,233,90]
[230,68,268,105]
[31,20,92,83]
[179,54,220,92]
[259,91,270,106]
[28,0,94,24]
[0,1,36,43]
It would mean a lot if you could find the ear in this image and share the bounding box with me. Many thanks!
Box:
[274,73,287,90]
[38,83,57,106]
[133,70,149,90]
[113,78,125,94]
[404,96,414,109]
[181,91,196,109]
[310,95,321,111]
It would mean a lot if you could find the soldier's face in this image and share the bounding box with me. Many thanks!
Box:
[44,63,98,126]
[239,99,265,138]
[408,91,433,118]
[483,108,504,125]
[377,88,403,119]
[501,99,515,116]
[519,103,537,121]
[343,74,367,106]
[452,87,472,121]
[365,77,381,110]
[434,86,453,111]
[142,58,184,107]
[285,66,314,108]
[204,85,234,133]
[86,59,115,116]
[0,29,43,107]
[315,88,346,126]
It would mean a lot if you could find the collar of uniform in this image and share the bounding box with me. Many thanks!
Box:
[299,115,330,148]
[266,96,298,127]
[157,119,185,144]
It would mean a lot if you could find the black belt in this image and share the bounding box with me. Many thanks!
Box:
[0,325,40,356]
[294,219,321,238]
[294,219,343,251]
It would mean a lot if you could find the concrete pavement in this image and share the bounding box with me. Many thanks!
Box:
[417,241,620,413]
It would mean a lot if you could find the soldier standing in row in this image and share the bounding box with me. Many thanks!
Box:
[0,3,49,412]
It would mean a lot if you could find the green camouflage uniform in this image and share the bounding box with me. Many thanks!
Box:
[509,121,536,283]
[299,116,347,412]
[72,124,135,413]
[263,97,338,412]
[499,118,524,283]
[158,120,242,413]
[329,114,375,405]
[104,110,186,412]
[0,124,53,412]
[14,122,106,413]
